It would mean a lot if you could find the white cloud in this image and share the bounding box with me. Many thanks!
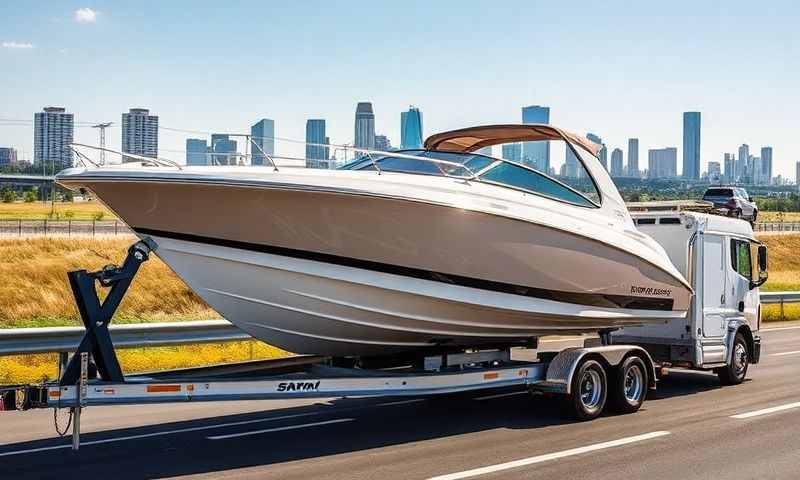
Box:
[74,7,98,23]
[2,41,34,49]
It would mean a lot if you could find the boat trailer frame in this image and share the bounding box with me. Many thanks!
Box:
[2,239,657,451]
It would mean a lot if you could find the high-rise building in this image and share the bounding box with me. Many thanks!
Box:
[648,148,678,178]
[521,105,550,171]
[375,135,391,152]
[627,138,639,177]
[586,133,607,170]
[354,102,376,152]
[0,147,18,166]
[708,161,722,183]
[250,119,275,166]
[761,146,773,185]
[34,106,74,167]
[121,108,158,162]
[305,119,328,168]
[796,162,800,189]
[723,153,735,182]
[610,148,624,177]
[564,145,580,178]
[737,144,749,182]
[751,157,762,185]
[185,139,208,166]
[502,143,522,162]
[400,106,423,149]
[682,112,701,179]
[210,134,237,165]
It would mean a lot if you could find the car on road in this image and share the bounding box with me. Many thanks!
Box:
[702,187,758,223]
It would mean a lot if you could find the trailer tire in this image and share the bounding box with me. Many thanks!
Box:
[566,358,607,421]
[608,355,648,414]
[717,333,749,385]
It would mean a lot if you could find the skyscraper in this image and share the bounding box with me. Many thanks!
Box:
[34,106,74,167]
[0,147,18,166]
[708,161,722,183]
[185,139,208,166]
[610,148,624,177]
[724,153,735,182]
[121,108,158,162]
[627,138,639,177]
[521,105,550,171]
[564,145,579,178]
[761,146,773,185]
[586,133,607,171]
[400,106,423,149]
[210,134,237,165]
[250,119,275,165]
[354,102,375,152]
[682,112,701,179]
[502,143,522,162]
[648,148,678,178]
[751,157,762,185]
[375,135,391,152]
[305,119,328,168]
[737,144,749,182]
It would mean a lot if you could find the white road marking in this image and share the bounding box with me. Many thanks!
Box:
[207,418,354,440]
[769,350,800,357]
[762,325,800,332]
[731,401,800,419]
[427,431,671,480]
[473,390,528,401]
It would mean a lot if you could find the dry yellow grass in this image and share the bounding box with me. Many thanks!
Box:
[759,212,800,223]
[0,237,216,328]
[756,234,800,291]
[0,201,116,220]
[0,341,289,384]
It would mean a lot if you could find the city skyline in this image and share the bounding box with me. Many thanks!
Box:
[2,2,797,177]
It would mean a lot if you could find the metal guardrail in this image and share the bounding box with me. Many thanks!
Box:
[0,219,132,237]
[0,292,798,356]
[0,320,249,356]
[753,222,800,232]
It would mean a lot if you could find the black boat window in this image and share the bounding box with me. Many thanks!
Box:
[479,161,595,207]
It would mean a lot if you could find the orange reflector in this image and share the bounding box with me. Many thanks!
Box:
[187,384,194,392]
[483,372,499,380]
[147,385,181,393]
[49,391,60,398]
[102,388,115,394]
[518,369,529,377]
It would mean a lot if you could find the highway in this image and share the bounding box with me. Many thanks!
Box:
[2,326,800,479]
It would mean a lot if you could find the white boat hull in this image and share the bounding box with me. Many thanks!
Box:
[153,236,686,356]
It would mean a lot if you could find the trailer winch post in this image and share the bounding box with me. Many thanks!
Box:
[59,239,155,386]
[72,351,88,451]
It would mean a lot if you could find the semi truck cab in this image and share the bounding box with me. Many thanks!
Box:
[616,210,768,384]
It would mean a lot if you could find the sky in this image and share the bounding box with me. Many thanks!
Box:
[1,1,798,177]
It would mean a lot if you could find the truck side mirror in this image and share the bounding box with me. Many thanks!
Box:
[752,245,768,288]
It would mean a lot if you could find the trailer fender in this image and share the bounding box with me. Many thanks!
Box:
[541,346,656,395]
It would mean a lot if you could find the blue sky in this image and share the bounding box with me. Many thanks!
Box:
[1,1,797,176]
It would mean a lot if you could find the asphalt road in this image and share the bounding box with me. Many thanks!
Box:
[2,326,800,479]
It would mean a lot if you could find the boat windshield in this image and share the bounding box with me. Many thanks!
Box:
[339,143,601,208]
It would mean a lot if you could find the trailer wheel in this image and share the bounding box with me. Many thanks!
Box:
[717,333,749,385]
[608,356,648,414]
[567,359,607,421]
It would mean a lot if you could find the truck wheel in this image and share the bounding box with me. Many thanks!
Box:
[567,359,607,421]
[717,333,749,385]
[609,356,648,414]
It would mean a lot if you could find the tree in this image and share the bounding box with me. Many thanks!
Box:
[23,188,38,203]
[1,188,15,203]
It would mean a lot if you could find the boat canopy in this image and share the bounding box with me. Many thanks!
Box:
[424,124,600,157]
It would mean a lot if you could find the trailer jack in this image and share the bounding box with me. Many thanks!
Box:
[59,239,155,386]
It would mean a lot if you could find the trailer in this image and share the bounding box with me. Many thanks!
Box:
[1,208,769,449]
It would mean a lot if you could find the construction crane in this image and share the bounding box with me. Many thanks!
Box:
[91,122,113,165]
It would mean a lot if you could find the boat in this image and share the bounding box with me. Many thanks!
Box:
[56,124,693,357]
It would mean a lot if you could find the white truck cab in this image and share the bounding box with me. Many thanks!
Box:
[615,209,768,384]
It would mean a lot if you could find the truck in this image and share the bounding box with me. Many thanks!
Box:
[0,207,769,450]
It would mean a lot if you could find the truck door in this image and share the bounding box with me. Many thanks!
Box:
[730,238,759,326]
[702,234,727,338]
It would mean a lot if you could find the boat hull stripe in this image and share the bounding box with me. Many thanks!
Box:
[133,227,674,312]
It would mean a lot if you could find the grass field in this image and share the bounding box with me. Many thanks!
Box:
[758,212,800,223]
[0,201,116,220]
